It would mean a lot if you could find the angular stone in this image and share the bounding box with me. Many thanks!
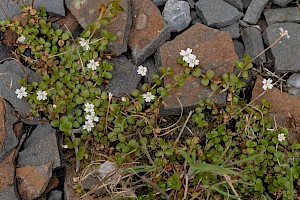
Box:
[186,0,196,9]
[242,0,252,8]
[233,40,245,59]
[264,8,300,25]
[48,190,63,200]
[107,56,141,97]
[195,0,243,28]
[243,0,269,24]
[152,0,168,6]
[17,123,61,170]
[0,150,19,200]
[271,0,292,7]
[0,98,19,161]
[163,0,191,32]
[220,22,240,39]
[241,27,266,64]
[52,10,81,32]
[0,44,13,61]
[263,23,300,72]
[30,0,65,16]
[65,0,132,56]
[141,57,159,83]
[16,162,52,200]
[0,60,41,121]
[287,73,300,96]
[224,0,243,11]
[157,24,237,115]
[129,0,170,65]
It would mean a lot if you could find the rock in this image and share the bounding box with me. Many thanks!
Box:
[0,44,13,60]
[0,0,21,21]
[271,0,292,7]
[264,8,300,25]
[195,0,243,28]
[241,27,266,64]
[243,0,269,24]
[65,0,132,56]
[0,60,41,121]
[239,20,250,27]
[242,0,252,8]
[107,56,141,97]
[128,0,170,65]
[156,24,237,115]
[52,10,81,32]
[223,0,243,11]
[0,150,19,200]
[141,57,159,83]
[233,40,245,59]
[287,73,300,96]
[186,0,196,8]
[152,0,168,6]
[17,123,61,170]
[220,22,240,39]
[263,23,300,72]
[29,0,65,16]
[48,190,63,200]
[0,98,19,161]
[163,0,191,32]
[16,162,52,200]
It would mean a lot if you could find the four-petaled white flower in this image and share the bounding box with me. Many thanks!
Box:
[108,92,113,100]
[17,35,26,44]
[37,91,47,101]
[180,48,193,62]
[137,65,147,76]
[79,38,90,50]
[278,133,286,142]
[121,97,126,102]
[15,87,28,99]
[186,54,200,68]
[262,78,273,90]
[53,104,57,108]
[84,103,95,113]
[142,92,155,103]
[87,59,99,71]
[82,120,94,132]
[85,113,99,122]
[279,27,290,39]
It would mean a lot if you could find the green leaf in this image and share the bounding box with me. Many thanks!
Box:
[75,96,84,105]
[72,138,81,147]
[206,70,215,79]
[76,146,86,160]
[201,77,209,86]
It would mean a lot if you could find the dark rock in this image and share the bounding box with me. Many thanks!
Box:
[0,44,13,61]
[129,0,170,65]
[264,8,300,25]
[223,0,243,11]
[191,18,203,25]
[186,0,195,8]
[152,0,168,6]
[195,0,243,28]
[271,0,292,7]
[233,40,245,59]
[65,0,132,56]
[241,27,266,64]
[243,0,269,24]
[287,73,300,96]
[263,23,300,72]
[220,22,240,39]
[157,23,237,115]
[107,56,141,97]
[242,0,252,8]
[0,0,21,21]
[239,20,250,28]
[30,0,65,16]
[48,190,63,200]
[17,123,61,170]
[141,57,159,83]
[163,0,191,32]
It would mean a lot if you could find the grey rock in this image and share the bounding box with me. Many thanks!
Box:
[0,60,41,121]
[271,0,292,7]
[186,0,195,8]
[239,20,250,27]
[243,0,269,24]
[0,44,13,61]
[0,0,21,21]
[264,8,300,25]
[288,87,300,96]
[30,0,65,16]
[220,22,240,39]
[141,57,159,83]
[17,123,61,169]
[195,0,243,28]
[163,0,191,32]
[191,11,198,21]
[287,73,300,88]
[224,0,243,11]
[233,40,245,59]
[107,56,141,97]
[263,23,300,72]
[48,190,63,200]
[241,27,266,64]
[0,186,19,200]
[191,18,203,25]
[242,0,252,8]
[152,0,168,6]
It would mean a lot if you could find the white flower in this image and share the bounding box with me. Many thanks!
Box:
[84,103,95,113]
[37,91,47,101]
[82,120,94,132]
[53,104,57,108]
[108,92,113,100]
[121,97,126,102]
[278,133,286,142]
[142,92,155,103]
[85,113,99,122]
[137,65,147,76]
[279,27,290,39]
[87,59,99,71]
[79,38,90,50]
[262,78,273,90]
[15,87,28,99]
[180,48,193,62]
[17,35,25,43]
[186,54,199,68]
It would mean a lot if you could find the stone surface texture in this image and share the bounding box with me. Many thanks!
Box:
[195,0,243,28]
[243,0,269,24]
[0,44,13,60]
[233,40,245,59]
[224,0,243,10]
[129,0,170,65]
[241,27,266,64]
[152,0,168,6]
[65,0,132,56]
[263,23,300,72]
[48,190,63,200]
[163,0,191,32]
[271,0,292,7]
[287,73,300,96]
[17,123,61,170]
[220,22,240,39]
[157,24,237,115]
[264,8,300,25]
